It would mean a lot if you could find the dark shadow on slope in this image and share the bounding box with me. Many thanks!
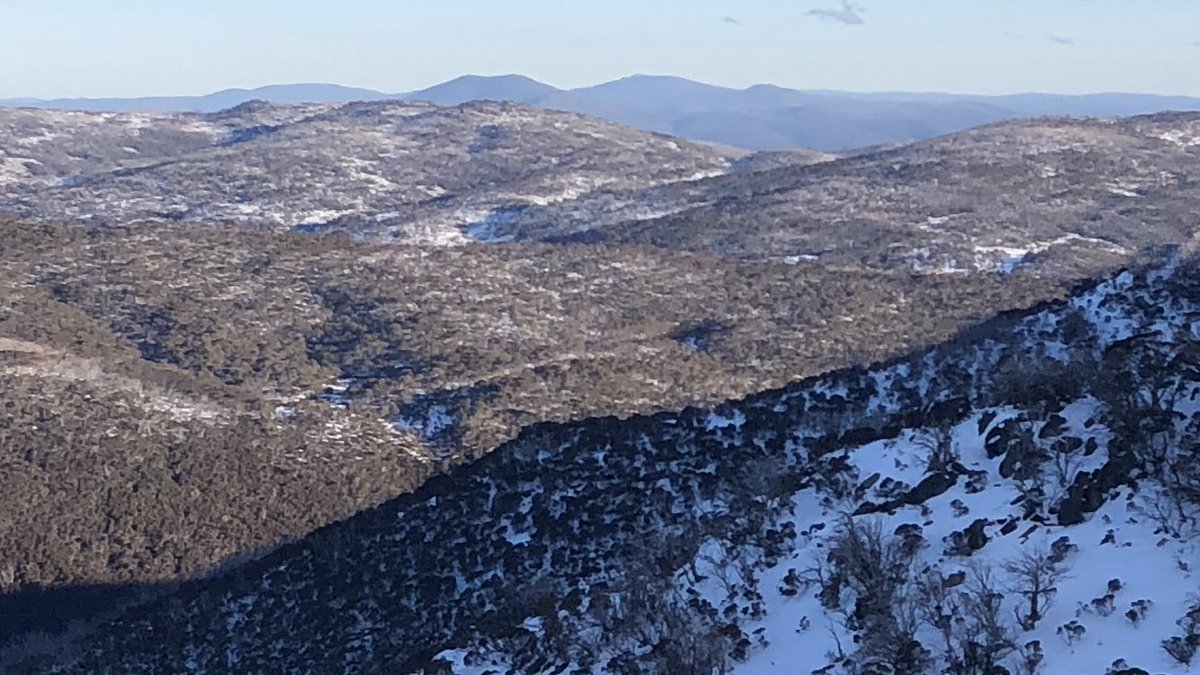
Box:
[0,581,177,673]
[0,583,167,642]
[221,123,282,145]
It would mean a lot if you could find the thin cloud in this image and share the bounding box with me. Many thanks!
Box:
[720,16,741,25]
[1003,31,1026,41]
[805,1,866,25]
[1049,34,1075,46]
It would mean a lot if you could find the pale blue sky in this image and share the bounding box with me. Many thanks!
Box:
[3,0,1197,98]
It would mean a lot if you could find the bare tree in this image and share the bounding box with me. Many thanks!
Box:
[1046,441,1087,510]
[1125,381,1200,537]
[819,517,931,674]
[1096,337,1192,473]
[914,424,957,473]
[957,566,1017,675]
[596,565,733,675]
[826,517,914,630]
[919,564,1017,675]
[1003,548,1068,630]
[1152,414,1200,534]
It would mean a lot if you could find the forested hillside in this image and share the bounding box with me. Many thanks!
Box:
[0,218,1072,653]
[29,252,1200,675]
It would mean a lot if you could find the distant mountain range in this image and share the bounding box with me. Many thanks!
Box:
[5,74,1200,151]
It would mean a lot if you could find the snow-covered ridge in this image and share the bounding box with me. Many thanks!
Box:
[0,101,738,244]
[481,112,1200,278]
[42,256,1200,674]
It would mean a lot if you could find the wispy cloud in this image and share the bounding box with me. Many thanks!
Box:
[1002,31,1026,41]
[1049,34,1075,46]
[1191,40,1200,47]
[805,1,865,25]
[720,15,741,25]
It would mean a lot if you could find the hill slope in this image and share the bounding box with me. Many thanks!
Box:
[7,105,1200,280]
[0,219,1071,649]
[0,101,737,243]
[501,112,1200,278]
[33,252,1200,674]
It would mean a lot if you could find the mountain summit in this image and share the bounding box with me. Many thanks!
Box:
[402,74,562,105]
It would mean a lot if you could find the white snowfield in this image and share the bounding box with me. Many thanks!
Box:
[438,403,1200,673]
[733,402,1199,675]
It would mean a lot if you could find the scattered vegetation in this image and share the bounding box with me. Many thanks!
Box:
[1163,596,1200,666]
[0,216,1074,636]
[523,113,1200,279]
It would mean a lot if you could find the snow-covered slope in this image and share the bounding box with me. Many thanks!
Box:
[0,101,738,243]
[31,254,1200,674]
[500,113,1200,279]
[711,395,1200,675]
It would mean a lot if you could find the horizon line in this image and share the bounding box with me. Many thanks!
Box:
[4,73,1200,103]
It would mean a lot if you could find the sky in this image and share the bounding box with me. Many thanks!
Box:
[2,0,1198,99]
